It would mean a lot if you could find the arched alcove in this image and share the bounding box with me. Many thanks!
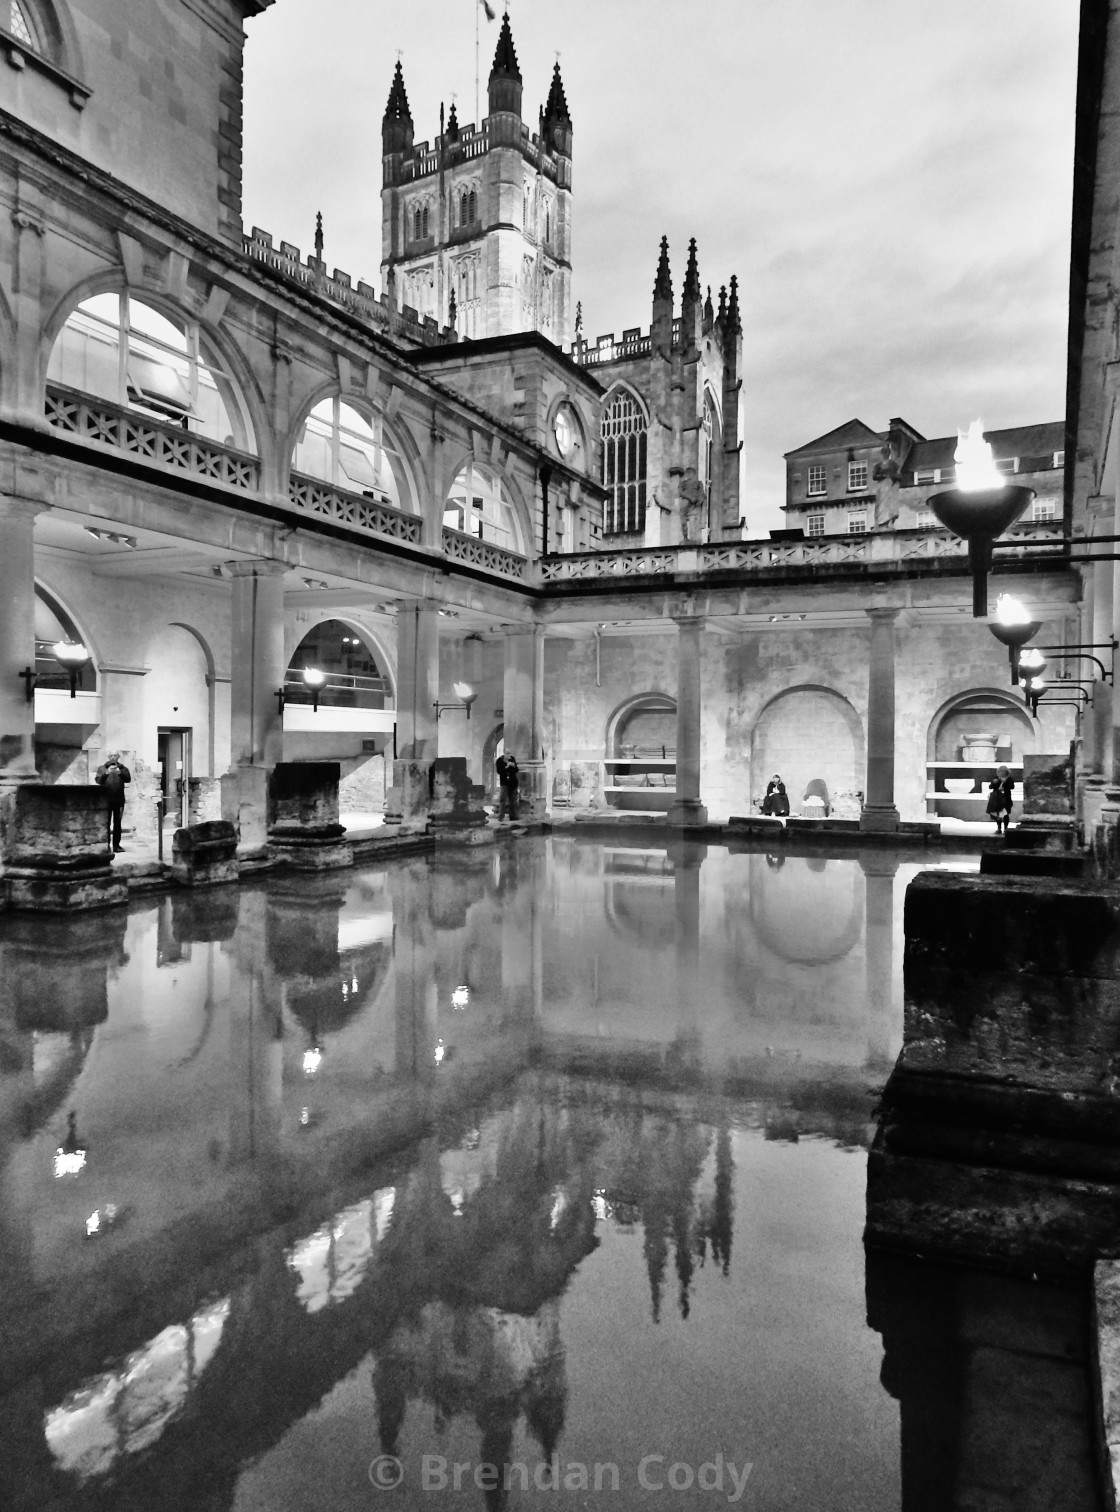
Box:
[751,686,864,814]
[444,461,527,555]
[286,620,391,710]
[927,688,1037,763]
[605,692,676,812]
[46,291,256,452]
[33,584,97,693]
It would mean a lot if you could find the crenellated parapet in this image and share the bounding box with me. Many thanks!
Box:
[242,227,457,347]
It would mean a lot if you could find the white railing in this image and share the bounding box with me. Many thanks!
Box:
[288,473,423,544]
[539,523,1066,583]
[442,527,529,581]
[46,385,260,491]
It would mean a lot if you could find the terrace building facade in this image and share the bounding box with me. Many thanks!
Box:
[0,0,1088,891]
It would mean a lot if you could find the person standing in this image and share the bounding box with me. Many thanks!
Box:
[498,753,520,822]
[986,764,1014,836]
[95,750,132,852]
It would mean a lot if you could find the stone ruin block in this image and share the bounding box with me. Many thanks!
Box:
[268,761,352,871]
[0,784,126,911]
[171,819,239,888]
[1023,752,1074,816]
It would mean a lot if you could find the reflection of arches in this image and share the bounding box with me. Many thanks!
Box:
[604,877,676,950]
[927,688,1037,763]
[752,687,863,811]
[748,853,863,965]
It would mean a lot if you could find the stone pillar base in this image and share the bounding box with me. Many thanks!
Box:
[220,765,270,855]
[859,805,901,832]
[0,784,127,912]
[666,799,709,828]
[269,833,354,871]
[384,759,433,831]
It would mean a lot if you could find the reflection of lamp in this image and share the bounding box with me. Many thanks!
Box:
[303,1042,323,1076]
[434,681,478,720]
[52,640,92,698]
[53,1111,87,1179]
[434,1038,446,1065]
[451,984,470,1010]
[927,421,1035,617]
[987,594,1042,685]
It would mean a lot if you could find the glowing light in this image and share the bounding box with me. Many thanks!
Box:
[953,419,1004,492]
[434,1039,446,1065]
[995,593,1032,627]
[549,1189,568,1231]
[85,1204,118,1239]
[451,985,470,1010]
[1019,649,1047,675]
[54,1147,87,1178]
[302,666,326,689]
[300,1106,311,1127]
[303,1047,323,1077]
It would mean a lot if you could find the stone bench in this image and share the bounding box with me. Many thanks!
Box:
[170,820,239,887]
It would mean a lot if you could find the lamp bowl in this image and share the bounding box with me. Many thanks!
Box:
[988,619,1042,648]
[927,485,1035,542]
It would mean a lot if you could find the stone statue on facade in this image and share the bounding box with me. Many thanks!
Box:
[678,466,706,543]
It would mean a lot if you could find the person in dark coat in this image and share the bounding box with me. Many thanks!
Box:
[761,774,790,817]
[986,764,1014,835]
[497,753,520,821]
[95,751,132,852]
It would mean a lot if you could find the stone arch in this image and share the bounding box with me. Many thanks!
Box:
[748,852,864,965]
[33,579,100,686]
[285,616,394,707]
[146,622,213,775]
[287,383,422,517]
[751,685,864,813]
[42,281,262,455]
[605,691,676,758]
[601,379,650,426]
[926,686,1037,764]
[443,455,531,556]
[284,613,396,702]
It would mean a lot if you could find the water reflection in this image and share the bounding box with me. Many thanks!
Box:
[5,838,1075,1512]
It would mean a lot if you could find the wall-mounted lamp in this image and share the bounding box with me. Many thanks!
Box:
[434,681,478,720]
[987,594,1042,684]
[1033,642,1117,685]
[277,665,328,715]
[52,641,92,698]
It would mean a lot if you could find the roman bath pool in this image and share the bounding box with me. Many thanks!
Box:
[0,838,1103,1511]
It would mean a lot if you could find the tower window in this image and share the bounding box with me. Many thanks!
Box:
[412,204,430,241]
[807,464,826,496]
[847,461,868,491]
[805,513,825,537]
[7,1,39,49]
[601,390,648,536]
[459,188,478,227]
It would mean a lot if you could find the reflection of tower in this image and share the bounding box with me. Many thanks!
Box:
[394,860,439,1077]
[707,1120,733,1277]
[228,888,283,1164]
[669,839,706,1048]
[860,855,899,1069]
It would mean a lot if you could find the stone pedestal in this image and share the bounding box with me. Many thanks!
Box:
[866,870,1120,1275]
[170,820,239,888]
[385,758,434,831]
[221,765,270,857]
[268,761,353,870]
[0,785,126,911]
[427,757,493,847]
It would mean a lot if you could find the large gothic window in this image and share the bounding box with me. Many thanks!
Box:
[292,397,407,512]
[47,293,254,451]
[601,390,647,536]
[444,463,523,552]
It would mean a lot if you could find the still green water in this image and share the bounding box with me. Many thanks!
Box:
[0,839,1101,1510]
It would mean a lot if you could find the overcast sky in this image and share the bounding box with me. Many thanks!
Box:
[242,1,1078,534]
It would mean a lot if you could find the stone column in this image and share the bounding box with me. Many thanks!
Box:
[1093,555,1115,778]
[0,495,46,788]
[222,560,286,853]
[861,854,898,1068]
[503,623,547,820]
[667,616,708,827]
[386,599,439,830]
[861,608,901,831]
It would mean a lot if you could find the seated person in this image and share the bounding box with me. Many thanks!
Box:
[761,774,790,816]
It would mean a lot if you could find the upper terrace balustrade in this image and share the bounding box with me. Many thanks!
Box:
[538,521,1066,587]
[572,320,681,367]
